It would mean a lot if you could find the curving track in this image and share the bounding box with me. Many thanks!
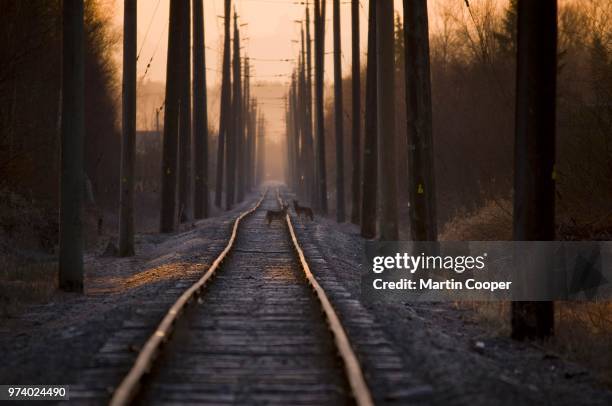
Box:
[109,189,373,406]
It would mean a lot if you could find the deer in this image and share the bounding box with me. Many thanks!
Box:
[292,200,314,221]
[265,203,288,225]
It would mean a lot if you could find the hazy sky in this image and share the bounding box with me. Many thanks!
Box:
[110,0,409,139]
[112,0,407,86]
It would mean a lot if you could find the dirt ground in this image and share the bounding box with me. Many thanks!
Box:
[1,191,611,405]
[299,214,612,406]
[0,195,256,387]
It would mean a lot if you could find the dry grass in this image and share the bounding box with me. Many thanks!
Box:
[0,256,57,317]
[554,302,612,386]
[443,201,612,386]
[439,198,513,241]
[460,300,612,386]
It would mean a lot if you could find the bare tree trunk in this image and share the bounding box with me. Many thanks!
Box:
[118,0,137,256]
[361,0,377,239]
[178,0,191,223]
[59,0,85,291]
[314,0,328,214]
[512,0,557,341]
[404,0,437,241]
[333,0,345,222]
[350,0,361,225]
[215,0,231,208]
[160,0,182,232]
[376,0,398,240]
[193,0,208,219]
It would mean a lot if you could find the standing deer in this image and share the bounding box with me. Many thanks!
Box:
[265,203,288,225]
[293,200,314,221]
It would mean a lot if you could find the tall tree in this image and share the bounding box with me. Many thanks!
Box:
[361,0,377,239]
[376,0,399,240]
[193,0,208,219]
[59,0,85,291]
[178,0,192,223]
[215,0,231,208]
[226,10,241,209]
[160,0,183,232]
[333,0,345,222]
[404,0,437,241]
[314,0,328,214]
[118,0,137,256]
[350,0,361,225]
[512,0,557,340]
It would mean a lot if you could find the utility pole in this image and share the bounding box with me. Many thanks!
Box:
[155,108,160,134]
[314,0,327,214]
[299,23,315,205]
[350,0,361,225]
[237,54,246,200]
[257,112,266,184]
[512,0,557,340]
[244,58,253,191]
[178,0,192,223]
[333,0,345,222]
[226,10,241,209]
[119,0,137,256]
[286,88,295,190]
[377,0,398,240]
[298,38,305,199]
[160,0,182,232]
[361,0,377,239]
[404,0,437,241]
[215,0,231,208]
[305,6,315,206]
[59,0,85,291]
[250,102,256,190]
[193,0,209,219]
[291,72,301,193]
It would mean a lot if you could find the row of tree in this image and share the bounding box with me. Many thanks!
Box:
[286,0,558,340]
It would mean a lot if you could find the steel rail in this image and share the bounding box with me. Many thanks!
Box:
[277,189,375,406]
[109,190,268,406]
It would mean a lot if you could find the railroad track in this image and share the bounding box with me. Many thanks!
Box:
[109,188,373,406]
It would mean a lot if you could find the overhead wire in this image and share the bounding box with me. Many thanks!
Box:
[136,0,163,61]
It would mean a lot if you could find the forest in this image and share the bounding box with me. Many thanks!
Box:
[0,1,120,253]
